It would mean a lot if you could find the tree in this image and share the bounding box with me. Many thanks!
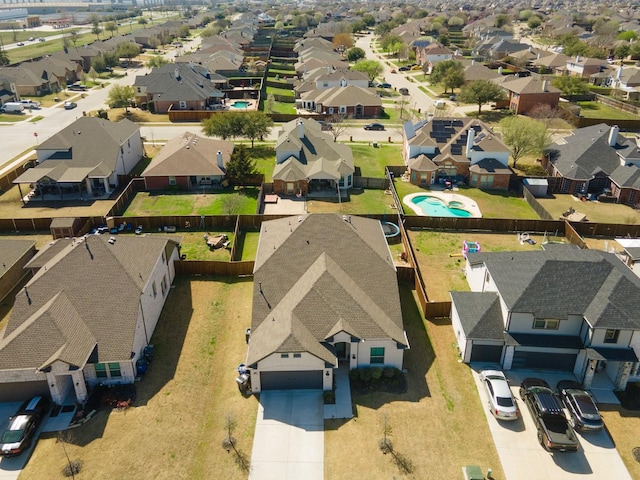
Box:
[527,15,543,30]
[429,60,464,94]
[293,14,308,28]
[107,85,135,113]
[352,59,383,82]
[380,34,403,54]
[177,24,190,38]
[459,80,507,115]
[274,21,284,30]
[447,16,465,28]
[91,24,102,40]
[499,116,550,169]
[552,75,589,96]
[618,31,638,42]
[265,93,275,113]
[202,113,242,140]
[146,55,168,68]
[615,44,630,60]
[138,17,148,25]
[0,46,8,67]
[225,144,258,184]
[327,113,350,142]
[333,33,354,54]
[242,111,273,147]
[494,14,511,28]
[105,21,117,38]
[70,30,79,49]
[117,42,141,66]
[346,47,365,62]
[88,66,98,83]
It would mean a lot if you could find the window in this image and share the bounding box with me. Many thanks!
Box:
[370,347,385,364]
[160,275,167,296]
[168,176,176,186]
[339,106,346,114]
[293,353,301,358]
[94,363,108,378]
[480,175,494,188]
[161,251,166,264]
[533,318,560,330]
[179,101,187,109]
[604,329,620,344]
[108,362,121,378]
[280,353,289,359]
[152,281,157,298]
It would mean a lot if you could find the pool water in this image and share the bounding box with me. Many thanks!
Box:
[410,195,472,217]
[230,101,250,109]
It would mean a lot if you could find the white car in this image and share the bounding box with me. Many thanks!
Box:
[479,370,518,421]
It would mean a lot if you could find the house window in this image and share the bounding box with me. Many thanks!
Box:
[152,281,157,298]
[293,353,301,358]
[162,251,166,264]
[480,175,494,188]
[604,329,620,344]
[370,347,385,364]
[160,275,167,296]
[137,87,141,93]
[328,107,334,114]
[533,318,560,330]
[179,101,187,109]
[280,353,289,358]
[169,176,176,186]
[108,362,122,378]
[471,173,478,185]
[94,363,108,378]
[339,106,346,114]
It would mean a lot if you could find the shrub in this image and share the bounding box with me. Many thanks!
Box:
[382,367,397,378]
[359,367,373,382]
[323,390,335,404]
[371,367,383,380]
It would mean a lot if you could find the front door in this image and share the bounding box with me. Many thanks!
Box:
[334,342,350,361]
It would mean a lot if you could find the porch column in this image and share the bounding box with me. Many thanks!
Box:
[502,346,514,370]
[45,371,63,405]
[323,368,332,391]
[103,178,110,195]
[71,370,88,404]
[85,178,93,196]
[583,359,597,388]
[615,361,632,390]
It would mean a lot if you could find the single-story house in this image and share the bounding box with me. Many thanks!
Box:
[298,84,382,118]
[273,118,355,196]
[0,235,180,404]
[451,245,640,392]
[13,117,142,201]
[402,117,512,189]
[0,240,36,304]
[141,132,234,189]
[246,214,409,392]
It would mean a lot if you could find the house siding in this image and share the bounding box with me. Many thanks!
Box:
[0,245,35,303]
[251,352,327,393]
[145,175,191,190]
[354,339,403,369]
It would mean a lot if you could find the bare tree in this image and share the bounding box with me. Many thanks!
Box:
[377,412,414,474]
[328,113,350,142]
[221,414,250,472]
[58,431,82,478]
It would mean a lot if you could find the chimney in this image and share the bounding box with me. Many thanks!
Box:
[529,46,533,53]
[326,66,331,75]
[537,52,541,59]
[297,119,304,139]
[217,150,223,169]
[498,66,503,74]
[608,125,619,147]
[617,65,623,80]
[576,55,581,62]
[174,68,180,80]
[341,78,347,87]
[466,128,475,159]
[542,80,549,91]
[471,59,475,66]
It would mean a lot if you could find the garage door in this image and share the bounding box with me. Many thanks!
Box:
[512,351,577,371]
[470,345,503,363]
[0,381,49,402]
[260,370,323,390]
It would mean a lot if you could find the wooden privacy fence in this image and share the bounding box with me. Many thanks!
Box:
[0,159,35,190]
[354,176,389,189]
[174,260,254,277]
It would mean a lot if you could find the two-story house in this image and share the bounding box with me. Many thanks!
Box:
[402,118,512,189]
[493,76,561,115]
[566,55,607,78]
[450,246,640,392]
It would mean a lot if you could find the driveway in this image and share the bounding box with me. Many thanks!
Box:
[0,402,31,480]
[249,390,324,480]
[472,368,632,480]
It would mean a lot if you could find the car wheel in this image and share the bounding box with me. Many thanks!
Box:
[537,430,546,450]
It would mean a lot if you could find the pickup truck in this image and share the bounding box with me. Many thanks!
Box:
[520,378,579,453]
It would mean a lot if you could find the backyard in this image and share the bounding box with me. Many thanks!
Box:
[538,194,640,224]
[577,101,640,120]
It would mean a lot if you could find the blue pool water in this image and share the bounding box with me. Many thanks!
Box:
[410,195,472,217]
[230,101,250,109]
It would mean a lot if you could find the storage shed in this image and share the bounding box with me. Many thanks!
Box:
[50,217,83,239]
[523,178,548,197]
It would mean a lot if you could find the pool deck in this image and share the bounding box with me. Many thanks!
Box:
[403,191,482,218]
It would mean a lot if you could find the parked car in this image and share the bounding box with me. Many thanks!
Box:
[399,87,409,95]
[556,380,604,432]
[364,123,385,131]
[64,101,77,110]
[20,99,40,109]
[378,82,392,88]
[317,120,333,131]
[479,370,518,421]
[38,37,45,42]
[520,378,579,452]
[28,37,34,41]
[16,42,24,46]
[0,396,50,457]
[67,83,87,91]
[1,102,25,114]
[399,66,411,72]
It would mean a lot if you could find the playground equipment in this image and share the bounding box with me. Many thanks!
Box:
[518,232,536,245]
[462,240,481,259]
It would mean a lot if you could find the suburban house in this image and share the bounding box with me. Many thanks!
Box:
[133,63,225,113]
[0,64,60,96]
[493,76,561,115]
[13,117,142,201]
[273,118,355,196]
[0,240,36,303]
[141,132,234,190]
[415,43,454,68]
[532,52,569,75]
[402,118,512,189]
[0,76,17,105]
[540,123,640,205]
[450,245,640,392]
[463,61,501,83]
[298,84,382,117]
[294,67,369,97]
[609,65,640,100]
[566,55,607,78]
[0,235,180,404]
[246,214,408,392]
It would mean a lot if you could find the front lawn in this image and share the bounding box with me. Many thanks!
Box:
[20,276,258,480]
[122,188,259,217]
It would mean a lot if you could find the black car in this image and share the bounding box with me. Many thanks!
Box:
[378,82,392,89]
[556,380,604,432]
[398,66,411,71]
[364,123,385,131]
[0,396,50,457]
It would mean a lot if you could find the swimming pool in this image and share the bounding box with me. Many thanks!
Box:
[405,194,475,217]
[230,101,250,109]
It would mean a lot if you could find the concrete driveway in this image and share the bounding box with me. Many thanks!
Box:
[0,402,31,480]
[472,368,632,480]
[249,390,324,480]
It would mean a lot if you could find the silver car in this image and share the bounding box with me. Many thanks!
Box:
[480,370,518,421]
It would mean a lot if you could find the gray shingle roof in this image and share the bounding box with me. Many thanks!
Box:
[1,235,179,370]
[0,240,36,276]
[248,214,405,366]
[450,291,504,340]
[467,246,640,329]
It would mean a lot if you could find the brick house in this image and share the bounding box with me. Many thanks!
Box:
[493,76,561,115]
[298,84,382,118]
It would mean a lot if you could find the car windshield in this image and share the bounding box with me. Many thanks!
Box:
[572,391,600,418]
[496,396,514,407]
[1,430,23,443]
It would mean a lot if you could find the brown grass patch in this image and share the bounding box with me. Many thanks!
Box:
[325,288,504,479]
[600,406,640,480]
[19,276,258,480]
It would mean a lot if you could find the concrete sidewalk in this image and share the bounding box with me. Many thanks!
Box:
[249,390,324,480]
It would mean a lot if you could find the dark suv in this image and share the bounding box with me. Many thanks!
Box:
[0,396,50,457]
[556,380,603,432]
[520,378,579,452]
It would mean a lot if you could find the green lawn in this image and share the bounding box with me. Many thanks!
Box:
[122,188,259,216]
[247,144,275,182]
[234,230,260,261]
[351,144,403,178]
[165,231,234,261]
[307,188,397,215]
[266,86,294,97]
[577,101,640,120]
